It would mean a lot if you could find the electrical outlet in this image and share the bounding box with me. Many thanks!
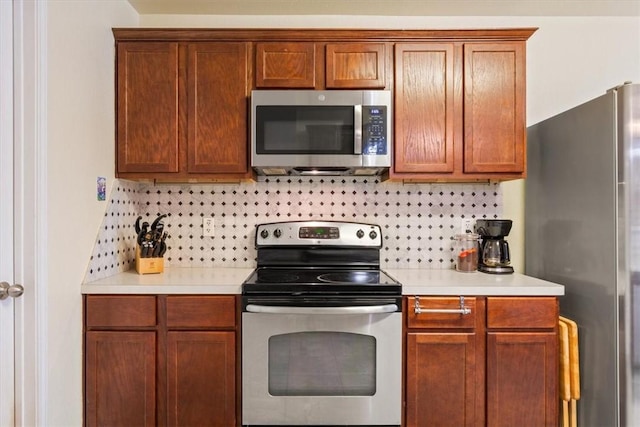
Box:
[460,218,475,234]
[202,217,215,237]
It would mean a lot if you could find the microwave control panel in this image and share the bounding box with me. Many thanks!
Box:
[362,106,388,155]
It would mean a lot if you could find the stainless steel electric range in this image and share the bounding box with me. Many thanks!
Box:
[241,220,402,427]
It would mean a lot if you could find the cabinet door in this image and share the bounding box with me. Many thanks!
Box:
[463,42,526,174]
[117,42,180,174]
[406,332,481,427]
[255,42,316,88]
[394,43,456,173]
[487,332,557,427]
[486,297,558,427]
[325,43,386,88]
[166,331,236,427]
[85,331,156,427]
[187,42,249,174]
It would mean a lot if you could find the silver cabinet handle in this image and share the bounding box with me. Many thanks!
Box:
[246,304,398,315]
[414,296,471,315]
[0,281,24,300]
[353,105,363,154]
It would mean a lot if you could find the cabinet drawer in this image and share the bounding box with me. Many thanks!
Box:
[166,295,236,328]
[407,296,477,329]
[86,295,157,327]
[487,297,557,329]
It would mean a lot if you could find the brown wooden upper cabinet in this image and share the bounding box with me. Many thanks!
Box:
[325,43,387,89]
[115,38,252,181]
[393,43,456,175]
[186,43,250,176]
[113,28,535,183]
[255,41,388,89]
[256,42,317,88]
[463,42,526,175]
[116,42,180,174]
[391,35,532,181]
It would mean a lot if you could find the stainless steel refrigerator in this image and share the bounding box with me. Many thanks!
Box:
[525,83,640,426]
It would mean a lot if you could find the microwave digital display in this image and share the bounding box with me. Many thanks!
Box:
[363,106,387,155]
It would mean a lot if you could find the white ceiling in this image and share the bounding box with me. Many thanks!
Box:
[128,0,640,16]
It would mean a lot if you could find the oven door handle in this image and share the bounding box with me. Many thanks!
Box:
[245,303,398,315]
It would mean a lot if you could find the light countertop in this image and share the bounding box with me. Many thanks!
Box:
[82,268,254,294]
[83,267,564,296]
[386,269,564,296]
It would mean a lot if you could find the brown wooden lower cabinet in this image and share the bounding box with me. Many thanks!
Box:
[83,295,238,427]
[405,297,484,427]
[485,296,559,427]
[166,331,235,426]
[405,296,558,427]
[406,332,481,426]
[85,331,156,427]
[84,293,556,427]
[486,332,557,427]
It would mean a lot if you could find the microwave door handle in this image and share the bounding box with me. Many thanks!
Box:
[245,304,398,315]
[353,105,363,154]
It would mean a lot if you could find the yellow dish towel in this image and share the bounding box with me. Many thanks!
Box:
[560,316,580,427]
[558,320,570,427]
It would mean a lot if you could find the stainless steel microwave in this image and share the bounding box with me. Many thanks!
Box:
[251,90,392,176]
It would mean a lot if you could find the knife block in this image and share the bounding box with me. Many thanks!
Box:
[135,245,164,275]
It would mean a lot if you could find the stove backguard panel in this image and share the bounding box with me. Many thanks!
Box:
[84,178,501,283]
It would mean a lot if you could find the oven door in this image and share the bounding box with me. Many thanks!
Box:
[242,304,402,426]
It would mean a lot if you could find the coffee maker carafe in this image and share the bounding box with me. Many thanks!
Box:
[476,219,514,274]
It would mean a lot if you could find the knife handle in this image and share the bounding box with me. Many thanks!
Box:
[156,233,168,257]
[152,242,162,257]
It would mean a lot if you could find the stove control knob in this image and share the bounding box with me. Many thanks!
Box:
[369,230,378,240]
[356,229,365,239]
[260,229,269,239]
[274,228,282,238]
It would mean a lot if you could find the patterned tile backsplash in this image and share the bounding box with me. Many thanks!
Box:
[84,177,502,283]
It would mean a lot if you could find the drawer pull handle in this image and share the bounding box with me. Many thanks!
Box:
[414,296,471,315]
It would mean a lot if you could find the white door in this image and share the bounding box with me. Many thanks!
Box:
[0,1,20,424]
[1,1,40,425]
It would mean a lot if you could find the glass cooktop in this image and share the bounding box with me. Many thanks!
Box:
[242,267,401,296]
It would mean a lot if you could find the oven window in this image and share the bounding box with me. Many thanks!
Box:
[268,331,376,396]
[256,106,355,154]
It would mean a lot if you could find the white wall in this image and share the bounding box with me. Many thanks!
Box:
[141,13,640,272]
[46,1,137,425]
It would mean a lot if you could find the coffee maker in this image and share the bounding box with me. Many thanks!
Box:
[476,219,514,274]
